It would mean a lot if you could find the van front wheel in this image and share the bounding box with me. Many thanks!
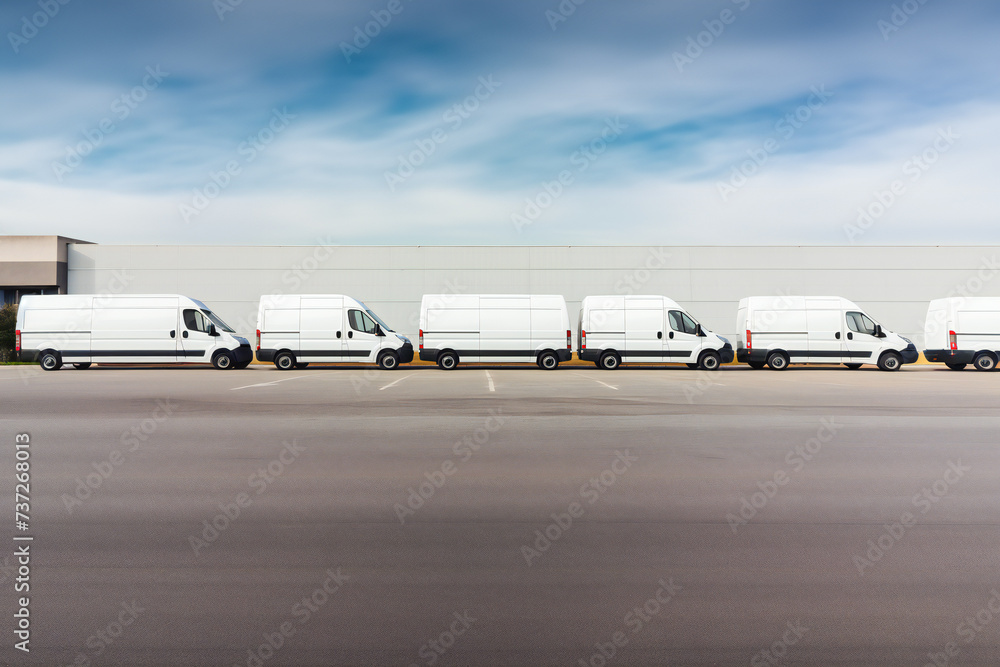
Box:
[378,351,399,370]
[213,351,235,370]
[877,351,902,372]
[974,352,997,372]
[274,352,295,370]
[766,351,789,371]
[39,351,61,371]
[698,351,721,371]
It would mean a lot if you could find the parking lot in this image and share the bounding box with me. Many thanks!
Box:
[2,363,1000,665]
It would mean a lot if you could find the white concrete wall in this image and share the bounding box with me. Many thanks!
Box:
[67,245,1000,349]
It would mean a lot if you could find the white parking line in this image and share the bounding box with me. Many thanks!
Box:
[573,372,619,391]
[230,375,309,391]
[379,374,414,391]
[485,370,495,392]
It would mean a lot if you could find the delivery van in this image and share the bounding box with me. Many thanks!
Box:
[418,294,571,369]
[923,297,1000,371]
[16,294,253,370]
[256,295,413,370]
[736,296,918,371]
[578,295,733,370]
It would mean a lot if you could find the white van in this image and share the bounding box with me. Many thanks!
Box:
[578,295,733,370]
[736,296,918,371]
[418,294,571,370]
[16,294,253,370]
[924,297,1000,371]
[255,295,412,370]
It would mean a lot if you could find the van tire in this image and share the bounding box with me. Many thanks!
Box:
[274,352,295,370]
[698,351,721,371]
[39,351,61,371]
[378,351,399,370]
[748,361,765,370]
[945,362,967,371]
[877,351,902,372]
[437,352,458,370]
[766,351,789,371]
[213,351,235,370]
[73,363,92,370]
[538,351,559,370]
[599,351,620,370]
[973,352,997,372]
[844,363,863,370]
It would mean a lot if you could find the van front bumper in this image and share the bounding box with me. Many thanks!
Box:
[398,343,414,364]
[924,349,974,365]
[719,343,734,364]
[900,343,919,365]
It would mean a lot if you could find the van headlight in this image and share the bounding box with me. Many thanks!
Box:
[719,336,730,345]
[901,337,912,344]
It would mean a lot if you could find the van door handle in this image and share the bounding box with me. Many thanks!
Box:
[336,331,341,338]
[669,331,674,339]
[847,332,853,340]
[348,331,353,338]
[170,330,175,338]
[835,332,840,339]
[183,331,189,338]
[657,331,662,339]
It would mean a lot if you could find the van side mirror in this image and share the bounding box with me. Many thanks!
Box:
[375,325,384,337]
[875,324,884,338]
[696,324,705,337]
[208,324,219,337]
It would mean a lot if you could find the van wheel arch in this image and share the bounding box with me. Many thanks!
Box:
[377,350,400,370]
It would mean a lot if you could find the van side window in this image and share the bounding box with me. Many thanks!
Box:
[183,309,209,333]
[348,309,378,335]
[668,310,698,335]
[846,312,876,335]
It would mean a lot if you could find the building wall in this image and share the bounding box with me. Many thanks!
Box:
[66,245,1000,348]
[0,235,93,304]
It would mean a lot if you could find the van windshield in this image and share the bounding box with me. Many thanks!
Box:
[366,309,394,332]
[201,309,235,333]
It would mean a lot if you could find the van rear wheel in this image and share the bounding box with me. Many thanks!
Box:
[599,352,620,370]
[213,351,235,370]
[39,351,61,371]
[378,351,399,370]
[274,352,295,370]
[974,352,997,372]
[538,352,559,370]
[766,351,789,371]
[437,352,458,370]
[877,351,902,372]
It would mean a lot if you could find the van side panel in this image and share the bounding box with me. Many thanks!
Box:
[481,296,531,362]
[91,296,180,363]
[422,295,480,362]
[19,295,94,363]
[529,300,569,358]
[582,296,625,362]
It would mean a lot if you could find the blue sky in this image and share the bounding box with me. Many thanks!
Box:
[0,0,998,244]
